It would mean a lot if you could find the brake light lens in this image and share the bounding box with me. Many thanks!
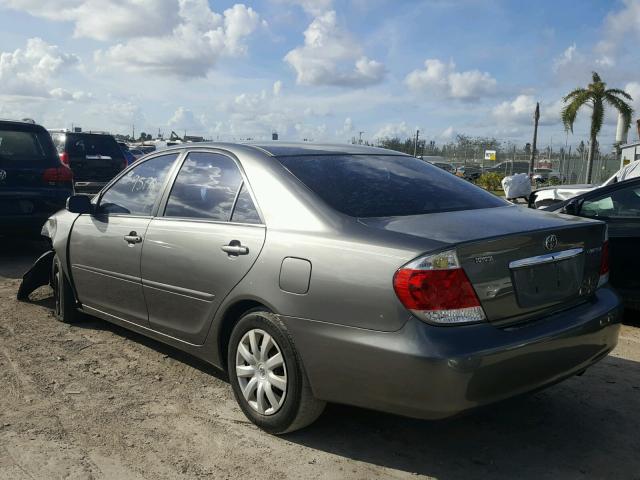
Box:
[42,167,73,186]
[393,249,486,325]
[59,151,69,166]
[597,240,609,287]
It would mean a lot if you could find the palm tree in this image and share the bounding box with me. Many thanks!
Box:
[561,72,633,183]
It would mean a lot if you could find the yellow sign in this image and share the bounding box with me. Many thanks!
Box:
[484,150,496,161]
[623,159,631,166]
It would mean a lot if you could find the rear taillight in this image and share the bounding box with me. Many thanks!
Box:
[393,249,486,325]
[598,239,610,287]
[59,152,69,166]
[43,166,73,186]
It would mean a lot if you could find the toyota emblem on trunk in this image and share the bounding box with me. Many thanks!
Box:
[0,169,6,181]
[544,234,558,251]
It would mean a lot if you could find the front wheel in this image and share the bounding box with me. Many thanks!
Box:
[228,311,325,434]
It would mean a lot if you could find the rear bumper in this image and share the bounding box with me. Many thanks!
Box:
[281,286,622,420]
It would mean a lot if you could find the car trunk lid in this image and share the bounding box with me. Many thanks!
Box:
[359,206,606,325]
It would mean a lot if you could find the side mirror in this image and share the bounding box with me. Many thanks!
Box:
[562,199,579,216]
[66,195,93,214]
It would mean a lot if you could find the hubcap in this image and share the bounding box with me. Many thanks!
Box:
[235,328,287,416]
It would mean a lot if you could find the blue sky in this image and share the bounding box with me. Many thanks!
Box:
[0,0,638,148]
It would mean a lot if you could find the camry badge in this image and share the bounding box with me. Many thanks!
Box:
[544,234,558,251]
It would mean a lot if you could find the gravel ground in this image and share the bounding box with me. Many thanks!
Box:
[0,238,639,480]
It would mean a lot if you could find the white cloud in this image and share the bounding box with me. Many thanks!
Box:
[625,82,640,115]
[49,88,93,102]
[168,106,207,133]
[492,95,562,126]
[0,0,181,41]
[273,80,283,96]
[274,0,333,16]
[440,126,456,140]
[373,121,414,140]
[0,37,80,97]
[597,0,640,57]
[284,10,385,87]
[405,59,496,101]
[553,42,616,79]
[94,1,261,77]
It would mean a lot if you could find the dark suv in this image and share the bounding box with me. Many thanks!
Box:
[50,130,126,193]
[0,120,73,236]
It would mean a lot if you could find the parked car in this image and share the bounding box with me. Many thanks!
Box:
[128,148,145,160]
[543,177,640,310]
[533,168,564,184]
[118,142,136,166]
[0,119,73,236]
[485,161,530,176]
[531,160,640,209]
[50,130,126,194]
[428,160,455,173]
[20,143,621,434]
[455,164,482,181]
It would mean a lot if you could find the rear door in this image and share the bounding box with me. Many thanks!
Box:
[578,180,640,300]
[69,152,180,325]
[141,150,265,344]
[65,133,126,183]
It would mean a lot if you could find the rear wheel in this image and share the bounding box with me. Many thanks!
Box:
[228,311,325,434]
[52,255,81,324]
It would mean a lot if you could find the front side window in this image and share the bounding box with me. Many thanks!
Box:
[99,153,178,215]
[164,152,243,220]
[581,184,640,218]
[277,154,506,218]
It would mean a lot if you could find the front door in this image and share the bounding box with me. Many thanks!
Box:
[141,151,265,344]
[69,152,180,325]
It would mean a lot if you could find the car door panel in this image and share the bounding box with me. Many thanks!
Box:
[141,220,266,343]
[68,152,181,326]
[70,215,151,324]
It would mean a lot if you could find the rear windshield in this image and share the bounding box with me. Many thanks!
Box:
[277,154,507,218]
[65,134,124,159]
[0,128,56,164]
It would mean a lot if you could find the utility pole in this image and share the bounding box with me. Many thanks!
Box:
[358,131,365,144]
[413,129,420,157]
[529,102,540,176]
[132,124,135,141]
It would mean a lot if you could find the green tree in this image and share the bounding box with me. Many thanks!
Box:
[561,71,633,183]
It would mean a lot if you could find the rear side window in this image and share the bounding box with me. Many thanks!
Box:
[164,152,243,221]
[99,153,178,215]
[0,129,56,164]
[231,183,261,224]
[277,154,506,217]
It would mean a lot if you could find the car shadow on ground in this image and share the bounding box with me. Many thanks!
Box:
[285,355,640,479]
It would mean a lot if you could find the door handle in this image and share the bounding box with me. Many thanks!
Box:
[221,240,249,256]
[124,231,142,244]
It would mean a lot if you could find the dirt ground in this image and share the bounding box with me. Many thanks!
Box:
[0,238,639,480]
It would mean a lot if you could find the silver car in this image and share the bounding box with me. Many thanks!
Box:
[23,143,621,434]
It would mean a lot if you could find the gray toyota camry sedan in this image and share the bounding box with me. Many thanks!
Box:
[23,142,622,434]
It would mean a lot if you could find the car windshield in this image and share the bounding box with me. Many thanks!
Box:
[278,154,507,218]
[0,128,54,164]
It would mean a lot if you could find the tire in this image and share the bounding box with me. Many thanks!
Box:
[228,310,325,434]
[52,255,81,324]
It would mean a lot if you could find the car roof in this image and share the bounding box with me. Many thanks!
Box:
[157,141,408,158]
[0,119,44,130]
